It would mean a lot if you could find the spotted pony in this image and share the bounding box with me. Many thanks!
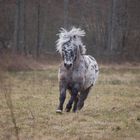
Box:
[56,27,99,113]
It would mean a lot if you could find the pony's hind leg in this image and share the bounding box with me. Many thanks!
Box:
[77,87,91,110]
[72,95,79,112]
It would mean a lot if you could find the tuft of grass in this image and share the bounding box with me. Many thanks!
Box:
[0,64,140,140]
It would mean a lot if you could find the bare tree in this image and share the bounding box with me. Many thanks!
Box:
[107,0,117,55]
[18,0,26,54]
[12,0,20,53]
[119,0,128,58]
[36,0,40,58]
[64,0,69,28]
[23,0,27,55]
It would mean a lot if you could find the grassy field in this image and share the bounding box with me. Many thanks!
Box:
[0,64,140,140]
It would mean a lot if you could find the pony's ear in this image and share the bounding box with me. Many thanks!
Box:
[79,45,86,55]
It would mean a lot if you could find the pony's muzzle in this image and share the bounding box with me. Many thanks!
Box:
[64,63,72,69]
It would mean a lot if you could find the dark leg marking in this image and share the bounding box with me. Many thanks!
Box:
[65,88,78,112]
[56,85,66,113]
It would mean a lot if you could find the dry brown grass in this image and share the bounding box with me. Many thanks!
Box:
[0,64,140,140]
[0,52,49,71]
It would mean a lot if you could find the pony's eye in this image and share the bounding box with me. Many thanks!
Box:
[73,35,76,39]
[62,50,65,55]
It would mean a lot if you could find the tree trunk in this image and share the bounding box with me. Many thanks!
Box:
[23,0,27,55]
[107,0,117,55]
[120,0,128,58]
[36,0,40,58]
[19,0,25,54]
[64,0,69,29]
[12,0,20,54]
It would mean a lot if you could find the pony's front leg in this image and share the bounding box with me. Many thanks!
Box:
[65,88,78,112]
[56,84,67,113]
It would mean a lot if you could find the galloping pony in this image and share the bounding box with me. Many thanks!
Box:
[56,27,99,113]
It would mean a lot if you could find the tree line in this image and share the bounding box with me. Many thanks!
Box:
[0,0,140,61]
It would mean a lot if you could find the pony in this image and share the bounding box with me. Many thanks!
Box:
[56,27,99,113]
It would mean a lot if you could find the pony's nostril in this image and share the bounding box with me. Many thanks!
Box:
[64,63,67,67]
[64,63,72,69]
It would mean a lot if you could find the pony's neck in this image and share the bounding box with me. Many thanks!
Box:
[73,47,82,67]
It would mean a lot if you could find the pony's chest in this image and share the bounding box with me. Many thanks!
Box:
[58,65,85,84]
[68,69,84,84]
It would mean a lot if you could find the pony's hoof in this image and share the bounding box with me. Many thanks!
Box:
[72,109,77,113]
[56,109,62,114]
[65,108,70,112]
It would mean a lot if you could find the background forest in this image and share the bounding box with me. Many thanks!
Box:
[0,0,140,62]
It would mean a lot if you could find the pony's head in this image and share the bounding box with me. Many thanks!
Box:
[56,27,86,69]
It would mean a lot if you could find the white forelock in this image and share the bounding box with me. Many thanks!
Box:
[56,27,86,55]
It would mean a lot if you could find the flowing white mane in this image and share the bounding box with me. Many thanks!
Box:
[56,27,86,55]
